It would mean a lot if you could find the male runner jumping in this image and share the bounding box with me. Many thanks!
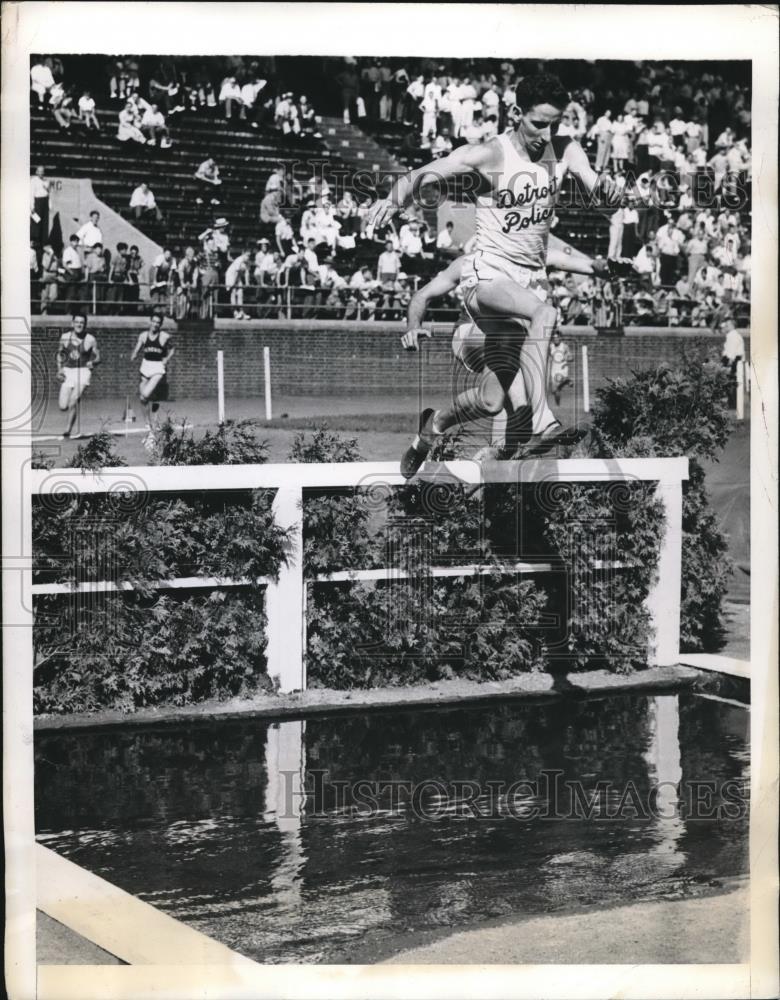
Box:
[402,240,611,462]
[55,312,100,439]
[368,71,619,478]
[129,311,174,439]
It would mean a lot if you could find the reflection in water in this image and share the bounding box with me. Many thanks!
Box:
[35,693,748,963]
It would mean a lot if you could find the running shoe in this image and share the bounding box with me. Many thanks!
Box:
[400,408,437,480]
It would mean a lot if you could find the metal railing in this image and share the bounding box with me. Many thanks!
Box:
[30,279,751,326]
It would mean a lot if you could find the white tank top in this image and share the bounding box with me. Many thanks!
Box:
[475,132,568,269]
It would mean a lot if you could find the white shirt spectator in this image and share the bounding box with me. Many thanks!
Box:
[655,223,684,256]
[30,62,55,100]
[436,228,455,250]
[685,121,703,139]
[76,219,103,250]
[632,246,656,276]
[303,246,319,272]
[78,94,96,116]
[399,225,423,256]
[130,184,158,210]
[722,328,745,362]
[648,128,673,159]
[225,255,249,289]
[31,173,50,202]
[377,249,400,277]
[62,244,83,272]
[668,117,687,136]
[219,78,243,104]
[142,107,166,130]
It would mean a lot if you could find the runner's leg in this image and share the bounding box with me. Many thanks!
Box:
[471,278,559,434]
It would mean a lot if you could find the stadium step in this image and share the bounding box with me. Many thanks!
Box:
[318,116,405,189]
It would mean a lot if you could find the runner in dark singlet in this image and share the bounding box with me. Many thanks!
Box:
[129,311,174,439]
[55,312,100,438]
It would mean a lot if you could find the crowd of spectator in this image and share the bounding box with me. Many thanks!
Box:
[30,55,752,328]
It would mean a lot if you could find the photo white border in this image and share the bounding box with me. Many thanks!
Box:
[3,4,777,998]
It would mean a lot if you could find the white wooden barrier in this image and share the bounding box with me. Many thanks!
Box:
[30,457,688,692]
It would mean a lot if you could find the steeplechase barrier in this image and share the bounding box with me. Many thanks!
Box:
[29,457,689,693]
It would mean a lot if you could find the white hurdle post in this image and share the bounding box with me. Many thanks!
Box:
[264,486,304,692]
[217,350,225,425]
[263,346,272,421]
[645,469,686,666]
[581,344,590,414]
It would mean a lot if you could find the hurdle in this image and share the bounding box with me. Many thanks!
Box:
[29,457,688,693]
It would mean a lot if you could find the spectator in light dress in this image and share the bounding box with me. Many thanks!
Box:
[141,104,172,148]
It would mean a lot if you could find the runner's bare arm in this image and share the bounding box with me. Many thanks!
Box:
[129,333,146,362]
[368,142,497,231]
[564,141,621,206]
[88,342,101,368]
[403,258,465,351]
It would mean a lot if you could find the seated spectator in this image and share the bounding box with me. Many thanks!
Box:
[130,182,164,222]
[52,89,76,131]
[219,76,243,119]
[260,189,282,226]
[265,164,287,197]
[194,157,222,206]
[30,59,55,105]
[141,104,171,148]
[431,128,453,158]
[275,92,300,135]
[298,95,320,136]
[109,58,139,101]
[117,101,146,144]
[240,76,268,126]
[253,239,276,284]
[149,68,181,116]
[313,197,341,253]
[77,90,100,131]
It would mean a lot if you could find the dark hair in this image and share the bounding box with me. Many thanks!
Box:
[117,241,128,251]
[515,72,569,112]
[150,309,164,321]
[71,312,87,326]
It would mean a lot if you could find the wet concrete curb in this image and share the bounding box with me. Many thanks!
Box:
[34,664,701,733]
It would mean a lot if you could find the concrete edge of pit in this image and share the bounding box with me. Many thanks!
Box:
[33,664,715,734]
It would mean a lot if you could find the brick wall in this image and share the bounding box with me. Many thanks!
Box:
[31,317,750,401]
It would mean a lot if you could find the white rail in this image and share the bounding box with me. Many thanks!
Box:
[29,458,688,691]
